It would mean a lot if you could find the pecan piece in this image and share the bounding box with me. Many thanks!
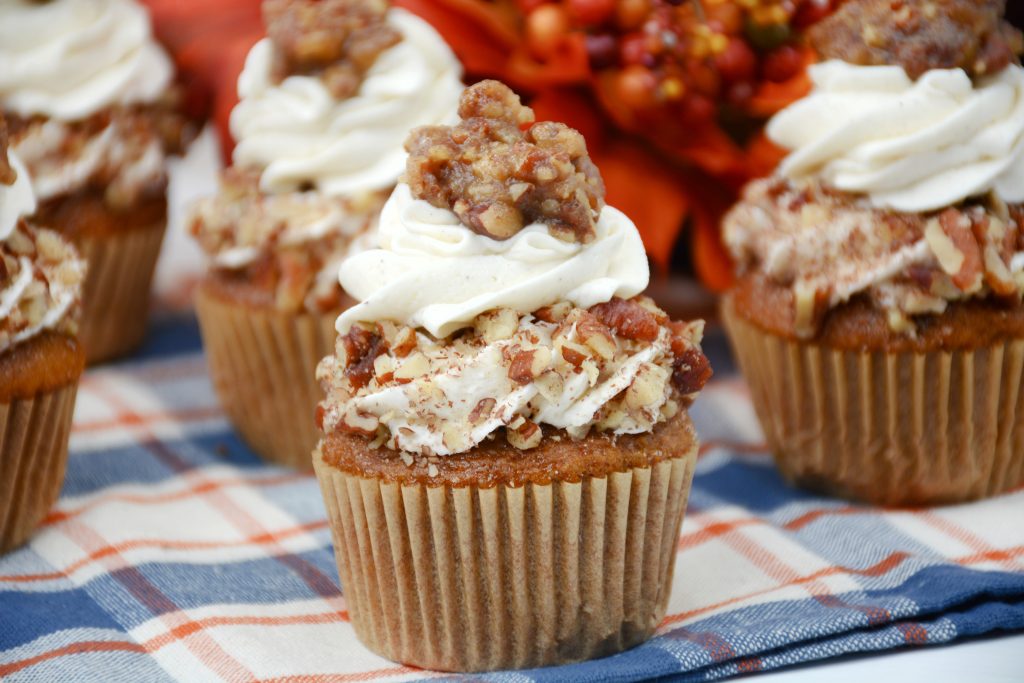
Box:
[341,326,388,389]
[590,297,660,342]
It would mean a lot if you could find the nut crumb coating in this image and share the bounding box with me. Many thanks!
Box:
[263,0,401,99]
[404,80,605,243]
[0,118,15,186]
[810,0,1023,79]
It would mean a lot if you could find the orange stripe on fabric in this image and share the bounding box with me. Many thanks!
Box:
[0,520,329,583]
[259,667,431,683]
[142,611,351,651]
[73,406,225,433]
[42,473,309,526]
[57,517,259,682]
[0,641,148,677]
[698,440,770,456]
[661,551,912,627]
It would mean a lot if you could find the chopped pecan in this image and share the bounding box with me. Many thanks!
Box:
[590,297,660,342]
[0,118,14,186]
[508,349,543,384]
[263,0,400,100]
[341,326,388,389]
[809,0,1023,80]
[468,397,497,424]
[507,417,542,450]
[672,347,712,396]
[932,209,984,292]
[405,80,605,243]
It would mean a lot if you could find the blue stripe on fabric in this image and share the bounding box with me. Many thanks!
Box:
[65,551,338,630]
[0,590,125,651]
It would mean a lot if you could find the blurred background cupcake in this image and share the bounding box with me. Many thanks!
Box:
[0,119,87,552]
[190,0,464,469]
[0,0,188,364]
[722,0,1024,506]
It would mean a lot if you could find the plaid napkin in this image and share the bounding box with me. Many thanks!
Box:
[1,316,1022,682]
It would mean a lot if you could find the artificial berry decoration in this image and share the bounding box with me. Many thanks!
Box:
[523,0,837,137]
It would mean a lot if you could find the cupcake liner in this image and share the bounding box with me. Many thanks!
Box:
[195,285,338,470]
[0,383,79,553]
[723,297,1024,506]
[313,445,697,672]
[78,219,167,364]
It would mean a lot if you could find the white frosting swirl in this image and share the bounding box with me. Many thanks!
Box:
[337,184,650,336]
[0,0,173,121]
[0,152,36,241]
[769,61,1024,212]
[231,8,464,197]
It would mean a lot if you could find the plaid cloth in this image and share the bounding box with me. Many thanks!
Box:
[1,316,1023,682]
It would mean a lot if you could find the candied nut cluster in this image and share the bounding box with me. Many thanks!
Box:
[810,0,1023,80]
[404,80,605,243]
[7,99,190,210]
[190,168,386,312]
[263,0,401,100]
[0,220,86,350]
[317,296,710,456]
[725,177,1024,337]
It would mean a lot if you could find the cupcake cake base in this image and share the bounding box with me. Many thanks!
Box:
[313,413,698,672]
[36,192,169,364]
[723,294,1024,506]
[195,282,339,470]
[0,333,84,553]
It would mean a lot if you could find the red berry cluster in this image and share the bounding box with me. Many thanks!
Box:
[520,0,837,126]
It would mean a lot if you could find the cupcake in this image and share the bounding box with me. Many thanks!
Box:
[0,0,185,364]
[0,120,87,553]
[313,81,712,671]
[190,0,463,469]
[722,0,1024,506]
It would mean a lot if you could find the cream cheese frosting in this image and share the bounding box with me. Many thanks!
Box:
[769,60,1024,212]
[337,184,650,337]
[0,158,86,354]
[231,8,464,198]
[320,314,684,456]
[0,0,173,121]
[0,152,35,242]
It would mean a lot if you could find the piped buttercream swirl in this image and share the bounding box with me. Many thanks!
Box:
[0,152,36,241]
[769,60,1024,212]
[336,184,651,336]
[230,8,463,198]
[0,0,173,121]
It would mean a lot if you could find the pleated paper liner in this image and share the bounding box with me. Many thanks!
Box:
[313,443,698,672]
[722,296,1024,506]
[78,220,167,364]
[0,383,79,553]
[195,284,339,470]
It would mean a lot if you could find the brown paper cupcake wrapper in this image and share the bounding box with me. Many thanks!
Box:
[723,297,1024,506]
[313,446,697,672]
[78,220,167,364]
[0,383,79,553]
[195,286,338,470]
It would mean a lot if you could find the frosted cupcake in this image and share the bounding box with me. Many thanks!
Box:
[0,120,87,552]
[0,0,186,363]
[190,0,463,468]
[723,0,1024,505]
[314,81,711,671]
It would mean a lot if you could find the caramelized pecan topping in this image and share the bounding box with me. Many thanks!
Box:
[341,326,388,389]
[263,0,401,99]
[810,0,1023,79]
[404,80,605,243]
